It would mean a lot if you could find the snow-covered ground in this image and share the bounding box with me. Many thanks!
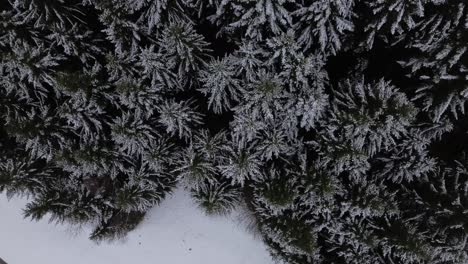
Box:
[0,188,273,264]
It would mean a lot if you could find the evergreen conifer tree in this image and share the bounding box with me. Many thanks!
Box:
[1,0,468,262]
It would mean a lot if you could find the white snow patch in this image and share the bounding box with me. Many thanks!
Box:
[0,188,273,264]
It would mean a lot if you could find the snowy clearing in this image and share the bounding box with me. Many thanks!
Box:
[0,188,273,264]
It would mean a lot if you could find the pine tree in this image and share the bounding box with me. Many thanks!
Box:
[400,157,468,263]
[314,77,417,179]
[199,56,243,114]
[191,181,241,215]
[0,0,202,241]
[209,0,294,40]
[294,0,355,54]
[400,1,468,122]
[2,1,468,263]
[362,0,427,49]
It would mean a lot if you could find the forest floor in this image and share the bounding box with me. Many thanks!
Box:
[0,188,273,264]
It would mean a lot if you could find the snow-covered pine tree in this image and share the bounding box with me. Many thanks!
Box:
[362,0,427,49]
[2,1,468,263]
[0,0,205,241]
[400,1,468,122]
[294,0,355,55]
[208,0,294,40]
[398,156,468,263]
[251,160,322,264]
[314,77,417,179]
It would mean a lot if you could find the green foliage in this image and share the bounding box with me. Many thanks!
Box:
[191,181,241,215]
